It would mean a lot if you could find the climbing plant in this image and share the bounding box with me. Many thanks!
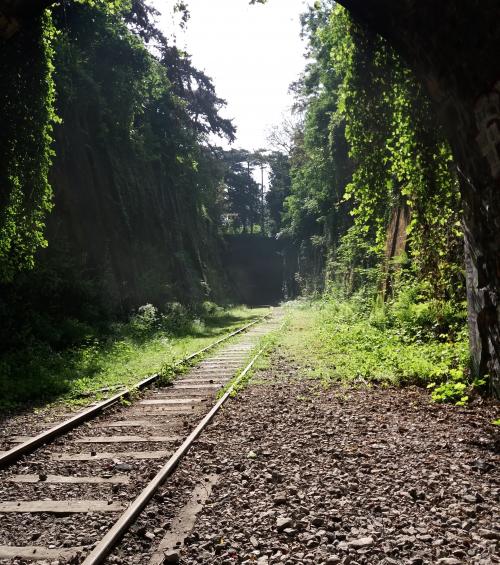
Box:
[0,0,238,356]
[329,6,463,300]
[281,2,463,303]
[0,9,57,282]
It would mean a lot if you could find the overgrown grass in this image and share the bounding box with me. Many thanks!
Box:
[280,299,470,391]
[0,305,268,411]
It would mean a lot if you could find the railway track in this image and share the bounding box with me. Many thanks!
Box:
[0,310,283,564]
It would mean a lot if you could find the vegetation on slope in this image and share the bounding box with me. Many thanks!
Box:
[280,299,484,405]
[263,2,477,401]
[0,304,267,410]
[0,1,273,411]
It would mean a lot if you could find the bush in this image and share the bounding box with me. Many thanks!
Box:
[389,282,467,342]
[129,304,160,338]
[200,300,223,318]
[161,302,192,334]
[0,343,72,409]
[288,295,470,391]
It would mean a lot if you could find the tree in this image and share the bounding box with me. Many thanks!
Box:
[222,149,261,234]
[265,151,291,237]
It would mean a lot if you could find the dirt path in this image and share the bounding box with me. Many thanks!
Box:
[149,352,499,565]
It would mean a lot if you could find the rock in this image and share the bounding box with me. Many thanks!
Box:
[249,536,259,548]
[348,536,374,549]
[471,459,494,472]
[162,550,180,563]
[436,559,462,565]
[115,463,133,471]
[326,557,341,564]
[273,492,287,505]
[276,517,293,532]
[331,514,343,523]
[144,531,155,541]
[272,470,282,482]
[311,516,324,527]
[478,529,500,540]
[247,450,258,459]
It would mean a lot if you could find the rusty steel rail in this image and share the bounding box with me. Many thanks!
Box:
[81,347,266,565]
[0,314,268,469]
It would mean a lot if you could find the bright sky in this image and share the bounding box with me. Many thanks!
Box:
[151,0,311,152]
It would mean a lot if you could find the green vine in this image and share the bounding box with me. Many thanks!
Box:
[0,10,58,282]
[327,6,463,300]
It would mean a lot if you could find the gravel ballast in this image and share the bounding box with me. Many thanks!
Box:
[0,317,282,563]
[133,353,500,565]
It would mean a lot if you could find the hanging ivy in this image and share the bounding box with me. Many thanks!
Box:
[281,2,463,302]
[0,10,58,282]
[327,5,463,300]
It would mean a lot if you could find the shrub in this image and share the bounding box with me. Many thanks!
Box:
[129,303,159,338]
[161,302,192,334]
[200,300,222,318]
[388,282,467,342]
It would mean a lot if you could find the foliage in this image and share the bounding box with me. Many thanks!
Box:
[280,1,353,294]
[0,0,235,297]
[427,369,469,406]
[0,10,57,282]
[326,225,382,299]
[427,369,487,406]
[0,0,244,354]
[0,304,267,410]
[221,149,262,234]
[386,281,468,342]
[0,0,274,412]
[279,2,464,309]
[329,7,463,300]
[281,299,469,391]
[265,151,291,237]
[268,2,469,403]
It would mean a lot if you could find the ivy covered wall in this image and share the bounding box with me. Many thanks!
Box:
[0,1,235,351]
[0,9,55,282]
